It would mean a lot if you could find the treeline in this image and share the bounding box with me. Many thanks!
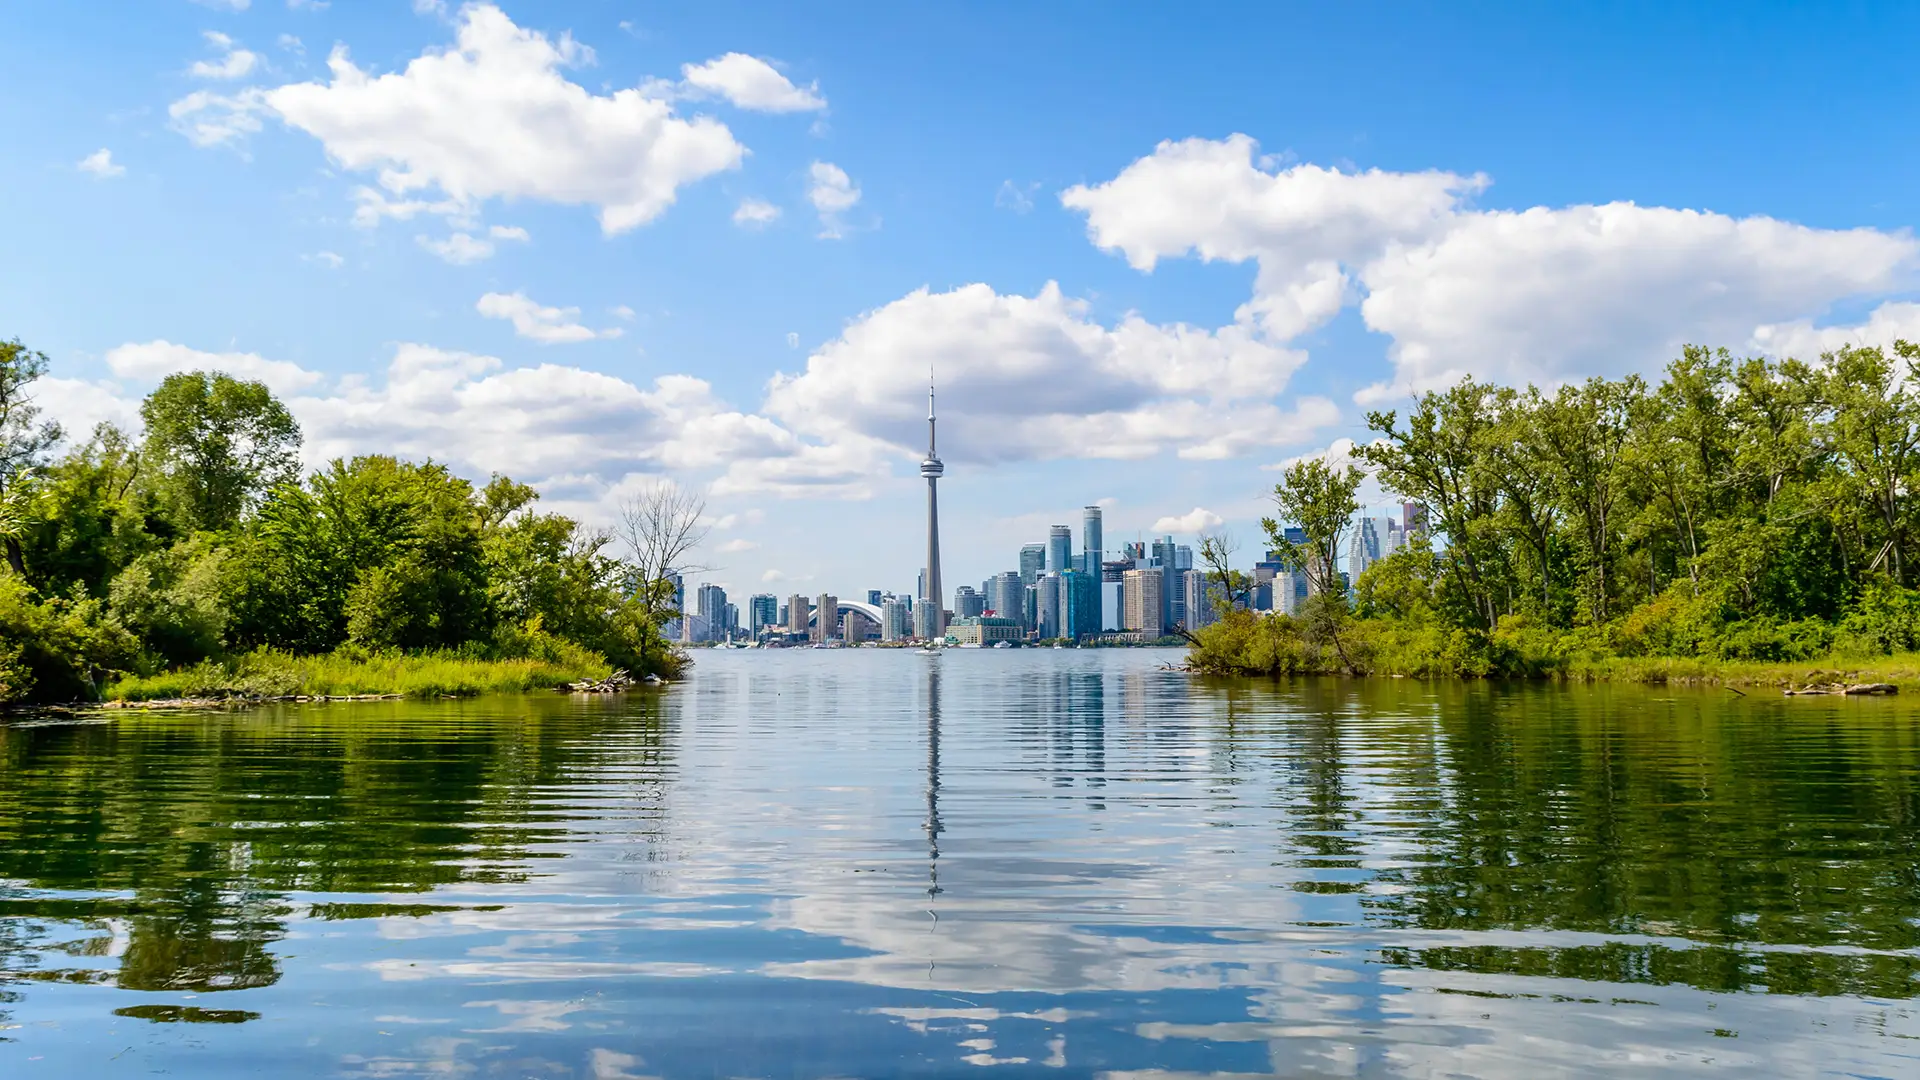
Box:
[0,339,685,704]
[1194,341,1920,677]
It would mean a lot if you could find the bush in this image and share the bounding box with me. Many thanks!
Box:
[1834,580,1920,656]
[107,536,231,669]
[0,575,139,703]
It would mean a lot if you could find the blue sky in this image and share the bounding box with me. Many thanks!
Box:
[4,1,1918,602]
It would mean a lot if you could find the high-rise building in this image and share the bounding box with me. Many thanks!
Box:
[662,572,685,641]
[814,593,839,643]
[1123,568,1164,639]
[1036,573,1062,638]
[921,379,946,641]
[880,598,910,642]
[1081,505,1104,576]
[953,585,985,620]
[867,589,883,607]
[1019,543,1046,585]
[787,593,810,636]
[1348,517,1382,583]
[1060,569,1100,640]
[1183,569,1216,630]
[1151,535,1183,630]
[985,571,1024,625]
[695,583,728,643]
[1175,544,1193,571]
[749,593,778,636]
[1403,502,1430,539]
[1047,525,1072,574]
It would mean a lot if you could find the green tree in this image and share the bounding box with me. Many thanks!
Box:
[1808,342,1920,588]
[1262,454,1363,673]
[141,372,301,534]
[0,338,63,577]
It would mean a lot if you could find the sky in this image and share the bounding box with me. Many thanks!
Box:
[4,1,1919,603]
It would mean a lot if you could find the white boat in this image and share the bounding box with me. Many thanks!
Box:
[992,641,1012,649]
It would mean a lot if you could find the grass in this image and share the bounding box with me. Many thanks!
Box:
[104,646,611,702]
[1550,652,1920,691]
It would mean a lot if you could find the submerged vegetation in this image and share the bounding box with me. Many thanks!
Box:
[1192,341,1920,686]
[0,337,692,705]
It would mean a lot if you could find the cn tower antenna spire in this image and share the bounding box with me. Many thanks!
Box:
[920,365,945,640]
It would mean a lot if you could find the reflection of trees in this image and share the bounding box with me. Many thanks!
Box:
[1191,678,1920,997]
[0,694,675,1003]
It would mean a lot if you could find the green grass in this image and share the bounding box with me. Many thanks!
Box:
[104,646,611,702]
[1550,652,1920,691]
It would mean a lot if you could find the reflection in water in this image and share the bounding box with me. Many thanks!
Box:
[0,652,1916,1077]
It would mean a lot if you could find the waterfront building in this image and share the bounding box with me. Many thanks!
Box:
[949,616,1024,645]
[662,572,684,641]
[953,585,985,620]
[921,378,946,641]
[1183,569,1215,630]
[1024,582,1039,633]
[814,593,839,643]
[1019,543,1046,585]
[1081,506,1103,576]
[1122,568,1164,639]
[749,593,777,636]
[880,598,910,641]
[787,593,809,635]
[1036,573,1062,639]
[867,589,883,607]
[696,583,728,643]
[1047,525,1072,574]
[1403,502,1429,538]
[1060,569,1100,640]
[1151,536,1182,631]
[985,571,1024,625]
[1348,517,1384,584]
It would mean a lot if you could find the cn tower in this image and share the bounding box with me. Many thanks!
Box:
[920,377,945,639]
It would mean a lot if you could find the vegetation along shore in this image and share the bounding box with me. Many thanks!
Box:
[0,337,695,707]
[1187,342,1920,693]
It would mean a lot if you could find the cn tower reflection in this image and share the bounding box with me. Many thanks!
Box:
[925,658,943,901]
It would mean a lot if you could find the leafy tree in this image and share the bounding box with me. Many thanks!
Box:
[20,424,156,598]
[141,372,301,534]
[0,338,62,577]
[1263,454,1363,673]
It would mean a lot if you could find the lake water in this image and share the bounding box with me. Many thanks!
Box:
[1,648,1917,1078]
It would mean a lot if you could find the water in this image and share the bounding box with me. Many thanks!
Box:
[1,648,1917,1078]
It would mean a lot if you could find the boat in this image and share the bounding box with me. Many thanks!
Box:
[992,641,1012,649]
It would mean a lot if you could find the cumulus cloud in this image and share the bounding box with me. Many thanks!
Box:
[476,292,623,343]
[1063,134,1920,402]
[77,148,124,178]
[250,4,743,233]
[680,53,825,112]
[718,538,759,553]
[764,282,1336,464]
[1152,507,1223,534]
[190,30,260,80]
[733,197,780,227]
[807,161,860,238]
[417,224,528,264]
[104,340,326,397]
[1749,301,1920,360]
[168,88,268,148]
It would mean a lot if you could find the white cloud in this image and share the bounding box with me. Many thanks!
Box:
[994,180,1038,214]
[278,34,305,54]
[168,88,268,148]
[718,538,759,553]
[261,5,743,234]
[287,0,328,10]
[610,305,636,321]
[190,30,261,80]
[1356,204,1917,400]
[733,197,780,227]
[680,53,825,112]
[77,148,125,179]
[191,0,250,10]
[1152,507,1223,534]
[1063,134,1920,402]
[785,332,800,349]
[104,340,326,397]
[808,161,860,238]
[764,282,1336,465]
[417,225,525,264]
[1749,301,1920,360]
[476,291,622,343]
[308,250,344,269]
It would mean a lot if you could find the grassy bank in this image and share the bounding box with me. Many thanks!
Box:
[104,645,612,702]
[1187,610,1920,692]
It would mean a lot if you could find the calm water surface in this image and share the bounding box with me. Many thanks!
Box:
[2,649,1918,1077]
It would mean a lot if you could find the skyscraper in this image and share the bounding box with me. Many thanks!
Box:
[814,593,839,643]
[1046,525,1072,574]
[953,585,985,620]
[1019,544,1046,585]
[749,593,778,636]
[1183,569,1216,630]
[787,593,809,636]
[921,378,946,641]
[1082,506,1103,576]
[986,571,1024,624]
[1060,569,1099,640]
[1036,573,1062,639]
[696,583,728,643]
[1123,568,1164,639]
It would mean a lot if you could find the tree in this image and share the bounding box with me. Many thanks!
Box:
[1262,454,1363,673]
[0,338,62,577]
[141,372,301,534]
[1809,342,1920,588]
[615,482,708,672]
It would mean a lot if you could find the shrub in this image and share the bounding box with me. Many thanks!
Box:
[0,575,139,703]
[1834,580,1920,656]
